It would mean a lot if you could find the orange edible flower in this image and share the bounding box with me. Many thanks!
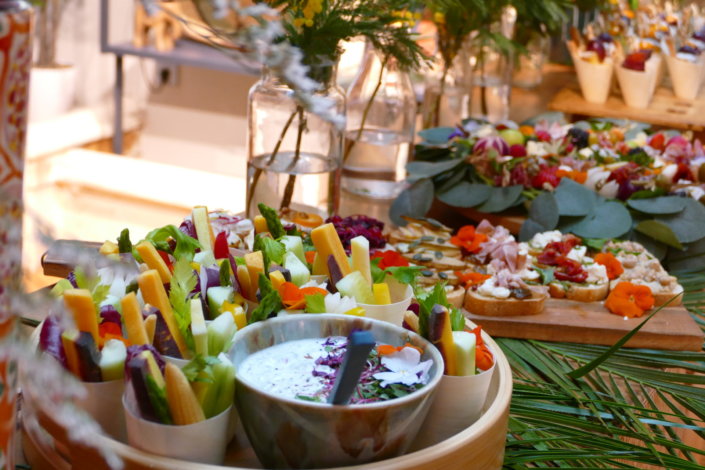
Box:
[450,225,488,254]
[291,211,323,228]
[604,282,655,318]
[519,125,535,136]
[305,250,316,264]
[555,169,587,184]
[594,252,624,280]
[455,271,491,287]
[470,326,494,371]
[377,342,423,356]
[278,282,328,310]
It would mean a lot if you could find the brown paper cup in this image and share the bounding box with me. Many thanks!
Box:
[667,55,702,100]
[616,59,659,108]
[411,357,496,449]
[78,379,126,441]
[123,391,232,465]
[359,284,413,326]
[571,52,614,104]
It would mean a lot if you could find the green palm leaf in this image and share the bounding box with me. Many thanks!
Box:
[501,264,705,468]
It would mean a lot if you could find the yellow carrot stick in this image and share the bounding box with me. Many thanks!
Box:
[138,270,189,357]
[135,240,172,283]
[121,292,149,345]
[63,288,99,345]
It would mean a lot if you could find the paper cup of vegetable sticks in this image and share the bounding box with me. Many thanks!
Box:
[412,353,496,449]
[78,379,126,441]
[123,392,232,465]
[359,281,413,327]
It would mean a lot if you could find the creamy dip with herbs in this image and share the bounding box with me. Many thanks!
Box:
[238,336,346,401]
[238,335,432,404]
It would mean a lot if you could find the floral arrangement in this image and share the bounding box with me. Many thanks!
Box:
[391,117,705,270]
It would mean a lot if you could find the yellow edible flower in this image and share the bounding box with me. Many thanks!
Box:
[433,12,445,24]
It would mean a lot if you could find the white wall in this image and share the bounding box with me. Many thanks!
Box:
[52,0,254,175]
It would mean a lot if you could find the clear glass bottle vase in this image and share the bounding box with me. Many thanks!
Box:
[420,53,472,129]
[246,66,345,219]
[342,42,416,199]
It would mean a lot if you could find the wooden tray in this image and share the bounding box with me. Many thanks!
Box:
[466,298,704,351]
[549,83,705,131]
[20,323,513,470]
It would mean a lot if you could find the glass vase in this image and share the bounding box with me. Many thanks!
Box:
[246,66,345,219]
[420,53,472,129]
[468,38,513,123]
[342,41,416,199]
[512,33,550,89]
[0,1,32,468]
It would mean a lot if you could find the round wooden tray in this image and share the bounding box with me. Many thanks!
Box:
[21,324,512,470]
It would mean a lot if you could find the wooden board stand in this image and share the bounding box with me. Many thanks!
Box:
[466,298,704,351]
[549,82,705,132]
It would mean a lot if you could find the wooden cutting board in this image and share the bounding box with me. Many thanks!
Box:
[466,298,703,351]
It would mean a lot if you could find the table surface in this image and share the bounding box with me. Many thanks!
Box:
[18,63,705,468]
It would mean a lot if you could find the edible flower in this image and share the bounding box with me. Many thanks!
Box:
[604,282,655,318]
[450,226,488,254]
[278,282,328,310]
[455,271,491,287]
[373,347,432,388]
[371,250,409,270]
[324,292,358,315]
[594,252,624,280]
[377,343,423,356]
[471,326,494,371]
[555,168,588,184]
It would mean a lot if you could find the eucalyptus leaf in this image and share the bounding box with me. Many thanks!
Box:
[437,182,491,208]
[634,220,684,250]
[633,231,668,261]
[519,218,549,242]
[476,185,524,213]
[389,178,434,226]
[527,191,559,231]
[406,158,463,178]
[665,236,705,272]
[521,111,566,126]
[627,196,687,215]
[656,198,705,244]
[563,201,632,239]
[629,188,667,199]
[554,178,597,216]
[417,126,456,144]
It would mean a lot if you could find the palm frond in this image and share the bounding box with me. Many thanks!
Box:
[502,264,705,468]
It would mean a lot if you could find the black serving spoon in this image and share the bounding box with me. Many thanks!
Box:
[328,330,376,405]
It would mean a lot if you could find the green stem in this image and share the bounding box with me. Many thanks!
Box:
[246,108,299,216]
[343,56,388,163]
[280,107,307,211]
[424,61,449,129]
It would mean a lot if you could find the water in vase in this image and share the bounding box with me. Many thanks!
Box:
[470,76,511,123]
[342,129,411,199]
[247,152,340,219]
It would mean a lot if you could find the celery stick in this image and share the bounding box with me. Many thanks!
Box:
[99,339,126,381]
[190,299,208,357]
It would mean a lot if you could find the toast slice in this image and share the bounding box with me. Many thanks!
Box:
[463,289,546,316]
[549,281,609,302]
[445,286,466,309]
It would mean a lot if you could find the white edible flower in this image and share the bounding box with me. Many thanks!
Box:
[373,347,432,388]
[526,140,548,157]
[324,292,357,314]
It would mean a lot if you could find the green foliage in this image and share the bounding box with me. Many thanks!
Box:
[169,258,198,351]
[146,225,201,262]
[389,178,435,226]
[265,0,426,73]
[257,203,286,239]
[253,235,286,270]
[249,274,283,323]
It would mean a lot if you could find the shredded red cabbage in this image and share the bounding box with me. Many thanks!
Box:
[325,215,386,253]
